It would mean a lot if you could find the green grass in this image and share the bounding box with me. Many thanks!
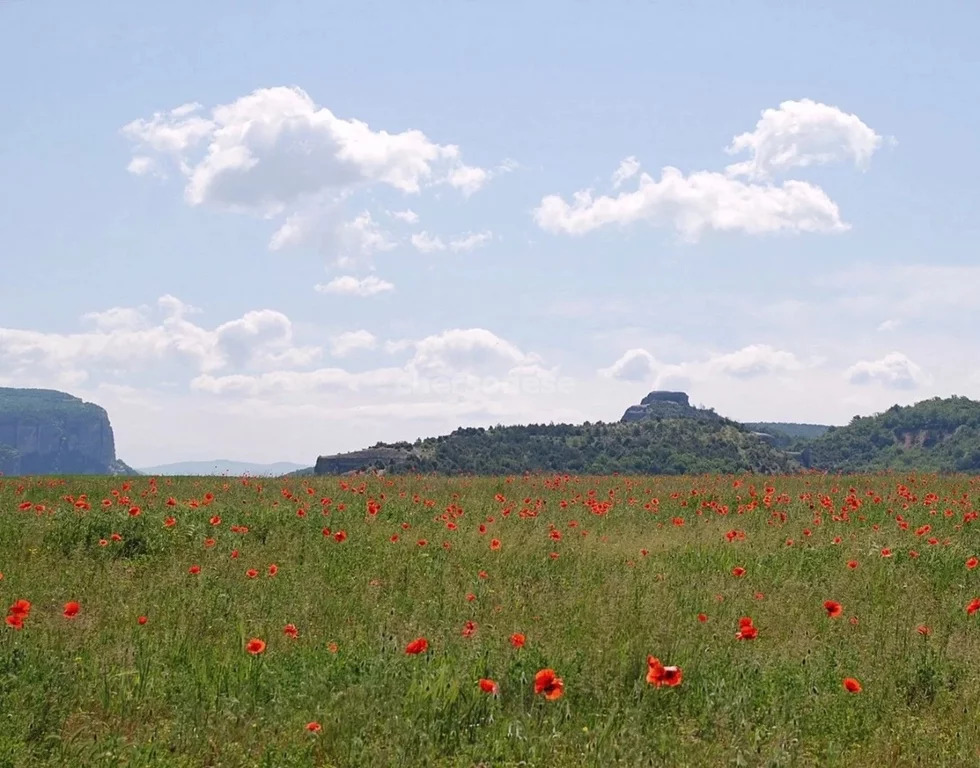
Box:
[1,472,979,766]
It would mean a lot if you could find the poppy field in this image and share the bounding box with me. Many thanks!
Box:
[1,472,979,767]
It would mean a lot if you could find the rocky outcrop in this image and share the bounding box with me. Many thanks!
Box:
[314,447,415,475]
[0,388,134,475]
[621,391,722,423]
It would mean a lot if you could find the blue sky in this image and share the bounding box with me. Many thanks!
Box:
[1,0,978,467]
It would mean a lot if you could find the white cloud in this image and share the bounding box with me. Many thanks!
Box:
[123,86,489,215]
[389,209,419,224]
[82,306,150,332]
[611,156,640,188]
[725,99,884,180]
[0,297,320,384]
[535,97,885,241]
[877,319,900,332]
[705,344,803,378]
[269,208,395,264]
[329,330,378,357]
[845,352,929,390]
[410,328,535,377]
[314,275,394,297]
[411,231,446,253]
[411,230,493,253]
[535,168,846,240]
[599,348,658,382]
[126,156,160,177]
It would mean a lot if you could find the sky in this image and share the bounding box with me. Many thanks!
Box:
[1,0,979,467]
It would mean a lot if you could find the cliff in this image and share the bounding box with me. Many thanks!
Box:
[0,388,134,475]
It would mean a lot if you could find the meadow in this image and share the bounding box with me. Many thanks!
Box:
[1,471,979,767]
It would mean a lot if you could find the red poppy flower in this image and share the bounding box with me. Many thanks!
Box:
[306,722,322,733]
[163,516,176,528]
[533,668,564,700]
[334,530,347,543]
[646,656,682,687]
[5,615,23,630]
[405,637,429,655]
[8,599,30,618]
[731,566,746,577]
[245,638,266,655]
[188,565,201,575]
[478,678,499,695]
[490,539,501,551]
[697,613,708,623]
[138,615,148,625]
[63,601,80,619]
[509,632,526,649]
[843,677,862,693]
[966,597,980,615]
[735,616,758,640]
[824,600,843,618]
[267,564,278,577]
[916,625,931,636]
[847,560,859,569]
[283,623,299,638]
[967,557,978,570]
[461,620,478,638]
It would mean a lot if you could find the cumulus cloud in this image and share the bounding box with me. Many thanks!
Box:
[269,208,394,264]
[725,99,884,180]
[314,275,394,297]
[535,169,845,240]
[599,348,658,382]
[411,230,493,253]
[704,344,803,378]
[845,352,929,390]
[536,97,882,241]
[0,297,320,385]
[123,86,489,212]
[329,330,378,357]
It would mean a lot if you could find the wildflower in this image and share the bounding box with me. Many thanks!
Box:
[188,564,201,575]
[509,632,526,649]
[843,677,862,693]
[268,564,278,577]
[138,615,148,625]
[461,620,478,638]
[490,539,501,551]
[916,625,931,636]
[533,668,564,700]
[63,601,81,619]
[732,566,746,577]
[847,560,859,569]
[967,557,979,570]
[405,637,429,655]
[697,613,708,623]
[245,638,266,655]
[735,616,758,640]
[646,656,682,687]
[306,722,322,733]
[283,623,299,639]
[966,597,980,615]
[824,600,843,618]
[478,678,499,695]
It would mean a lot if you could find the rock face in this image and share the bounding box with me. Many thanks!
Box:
[314,447,414,475]
[0,388,133,475]
[621,391,721,423]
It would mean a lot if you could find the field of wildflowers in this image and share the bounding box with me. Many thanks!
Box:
[1,472,979,766]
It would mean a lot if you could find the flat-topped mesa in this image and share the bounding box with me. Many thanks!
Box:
[314,447,414,476]
[621,391,720,423]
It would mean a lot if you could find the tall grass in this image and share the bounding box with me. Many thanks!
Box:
[0,472,978,766]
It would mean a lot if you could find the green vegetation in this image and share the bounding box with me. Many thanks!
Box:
[374,418,790,475]
[0,473,978,766]
[802,396,980,472]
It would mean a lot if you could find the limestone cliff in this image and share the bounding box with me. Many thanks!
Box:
[0,388,133,475]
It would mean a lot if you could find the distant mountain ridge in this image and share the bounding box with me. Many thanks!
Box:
[137,460,308,476]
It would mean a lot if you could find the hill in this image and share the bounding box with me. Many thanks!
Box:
[315,394,791,475]
[137,459,309,477]
[801,396,980,472]
[0,388,134,475]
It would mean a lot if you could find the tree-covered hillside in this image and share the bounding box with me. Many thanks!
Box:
[801,396,980,472]
[364,418,791,475]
